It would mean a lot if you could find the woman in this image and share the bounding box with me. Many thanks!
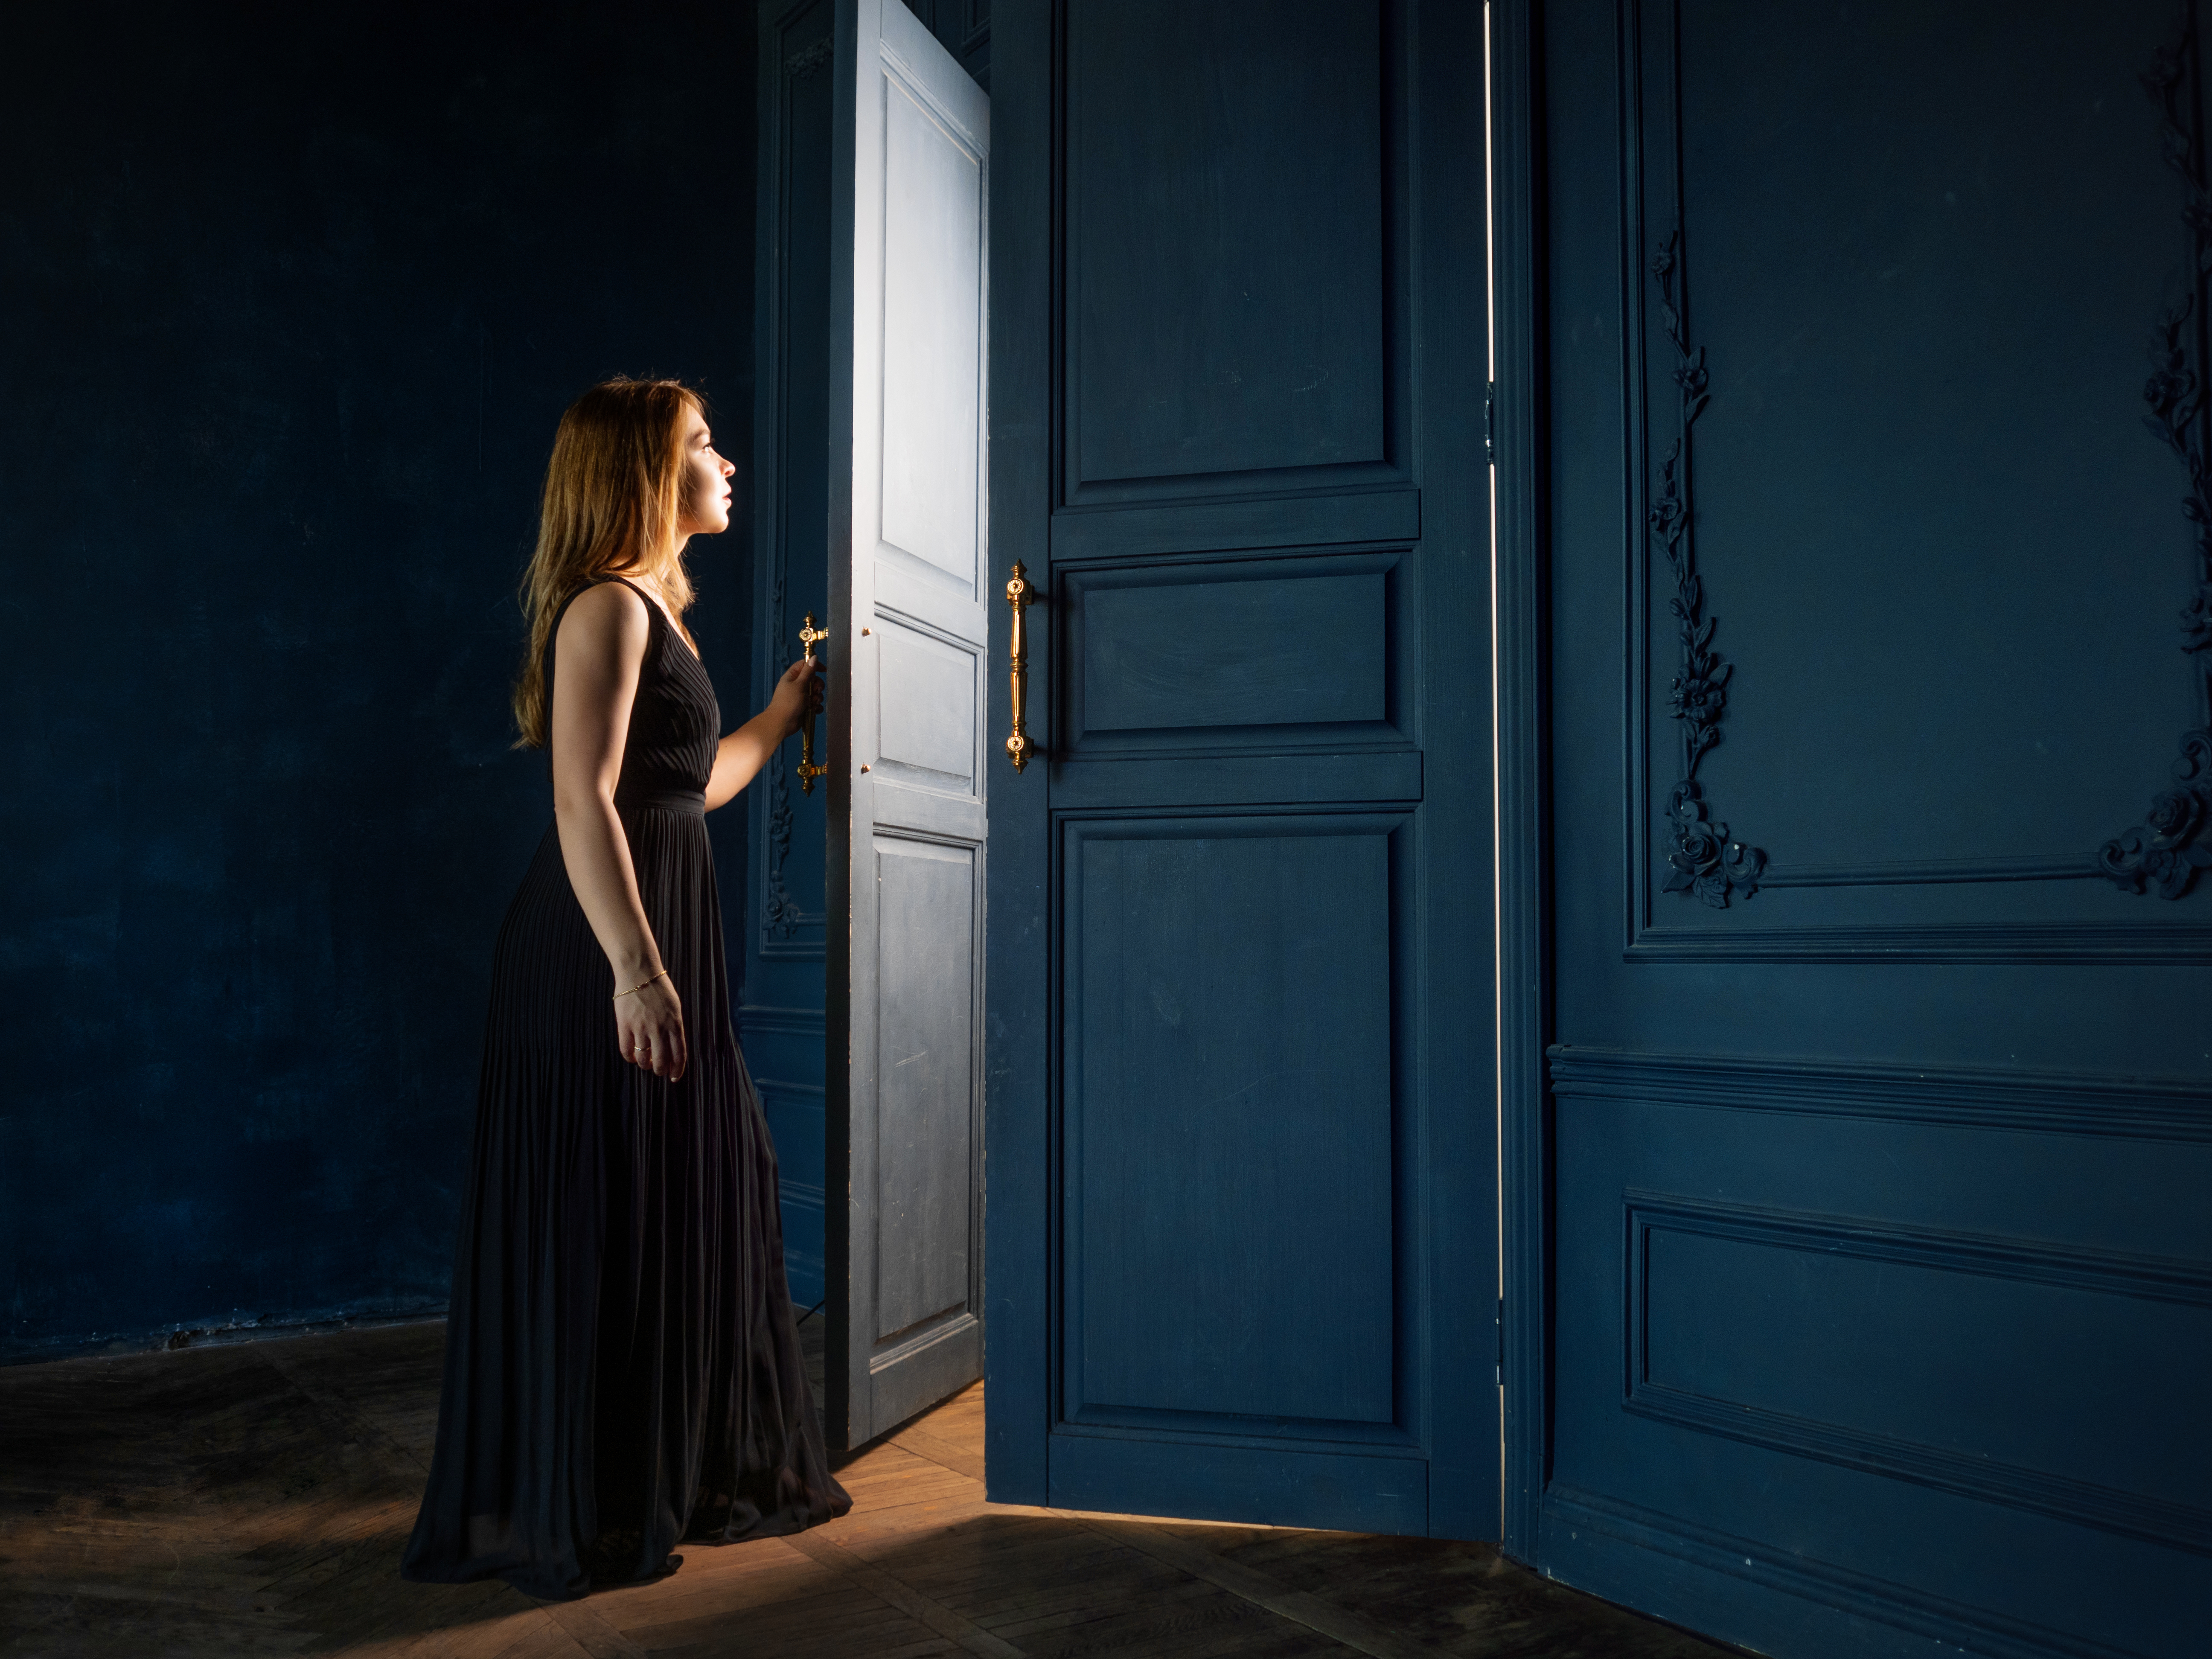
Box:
[402,378,850,1601]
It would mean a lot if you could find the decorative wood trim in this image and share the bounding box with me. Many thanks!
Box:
[739,1003,830,1039]
[755,6,830,962]
[1627,0,1763,912]
[777,1179,826,1290]
[1647,225,1763,909]
[2100,3,2212,899]
[1625,0,2212,936]
[1623,1192,2212,1555]
[1626,1190,2212,1314]
[1543,1484,2152,1659]
[752,1074,827,1103]
[1627,918,2212,963]
[1047,486,1421,562]
[1054,548,1409,762]
[1755,855,2101,888]
[1630,1385,2212,1559]
[1548,1044,2212,1142]
[761,541,827,954]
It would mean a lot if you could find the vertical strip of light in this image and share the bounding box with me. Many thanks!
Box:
[1483,0,1506,1512]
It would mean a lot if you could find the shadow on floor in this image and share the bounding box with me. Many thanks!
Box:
[0,1321,1745,1658]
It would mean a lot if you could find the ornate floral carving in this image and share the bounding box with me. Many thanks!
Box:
[786,36,833,81]
[761,565,809,940]
[2102,6,2212,898]
[2099,731,2212,897]
[1651,228,1764,907]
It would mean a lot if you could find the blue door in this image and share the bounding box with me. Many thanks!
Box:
[751,0,993,1448]
[984,0,1499,1537]
[1515,2,2212,1653]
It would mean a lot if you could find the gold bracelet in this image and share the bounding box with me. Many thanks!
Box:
[613,967,671,1001]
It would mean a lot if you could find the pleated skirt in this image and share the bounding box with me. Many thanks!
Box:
[402,801,849,1602]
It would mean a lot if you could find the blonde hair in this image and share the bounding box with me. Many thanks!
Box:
[511,377,704,749]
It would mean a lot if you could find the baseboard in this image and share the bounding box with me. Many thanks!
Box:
[1540,1486,2157,1659]
[1,1297,451,1368]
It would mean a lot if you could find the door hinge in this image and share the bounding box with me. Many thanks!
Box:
[1484,381,1497,466]
[1495,1296,1504,1387]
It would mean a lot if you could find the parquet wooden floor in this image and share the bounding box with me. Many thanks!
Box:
[0,1324,1739,1658]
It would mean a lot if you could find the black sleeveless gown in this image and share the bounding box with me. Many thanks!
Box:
[402,579,849,1601]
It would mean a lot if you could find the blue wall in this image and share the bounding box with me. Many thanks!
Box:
[0,0,759,1359]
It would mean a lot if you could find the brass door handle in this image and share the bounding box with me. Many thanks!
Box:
[1005,562,1037,772]
[797,612,828,795]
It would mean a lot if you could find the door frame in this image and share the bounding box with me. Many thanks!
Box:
[1488,0,1554,1563]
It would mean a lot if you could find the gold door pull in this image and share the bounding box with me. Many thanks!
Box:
[797,612,829,795]
[1005,562,1037,772]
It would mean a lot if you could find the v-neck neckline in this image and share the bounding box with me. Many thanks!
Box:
[611,577,701,664]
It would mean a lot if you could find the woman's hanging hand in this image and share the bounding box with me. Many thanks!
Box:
[615,973,688,1082]
[767,657,817,740]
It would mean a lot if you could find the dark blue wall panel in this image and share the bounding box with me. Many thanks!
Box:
[1531,1,2212,1652]
[0,0,758,1360]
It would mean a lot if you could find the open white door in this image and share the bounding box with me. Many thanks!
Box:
[823,0,990,1450]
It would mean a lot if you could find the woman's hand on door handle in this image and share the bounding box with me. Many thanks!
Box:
[768,656,818,740]
[703,657,820,811]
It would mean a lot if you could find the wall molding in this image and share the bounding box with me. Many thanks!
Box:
[760,561,827,955]
[740,1003,829,1040]
[1626,0,1763,914]
[777,1178,826,1294]
[1543,1483,2153,1659]
[1629,1385,2212,1560]
[1548,1044,2212,1142]
[754,4,830,965]
[1755,855,2101,889]
[1625,918,2212,963]
[1623,1190,2212,1556]
[1,1299,449,1370]
[1647,225,1764,909]
[1624,0,2211,948]
[1627,1189,2212,1308]
[2100,4,2212,899]
[752,1072,827,1103]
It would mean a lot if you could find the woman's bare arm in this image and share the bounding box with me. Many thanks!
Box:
[704,657,816,812]
[548,582,686,1080]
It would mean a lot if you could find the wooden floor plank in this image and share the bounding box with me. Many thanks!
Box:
[0,1324,1741,1659]
[776,1531,1023,1659]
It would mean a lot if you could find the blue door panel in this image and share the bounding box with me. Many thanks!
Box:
[987,0,1496,1535]
[1062,552,1406,753]
[1065,0,1389,487]
[1049,1434,1428,1537]
[1065,820,1403,1432]
[1080,575,1387,734]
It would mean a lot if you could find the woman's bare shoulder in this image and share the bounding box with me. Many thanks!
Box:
[556,579,651,655]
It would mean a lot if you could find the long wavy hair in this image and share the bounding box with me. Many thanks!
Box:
[511,377,704,749]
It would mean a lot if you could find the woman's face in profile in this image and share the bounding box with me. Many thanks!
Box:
[677,405,735,538]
